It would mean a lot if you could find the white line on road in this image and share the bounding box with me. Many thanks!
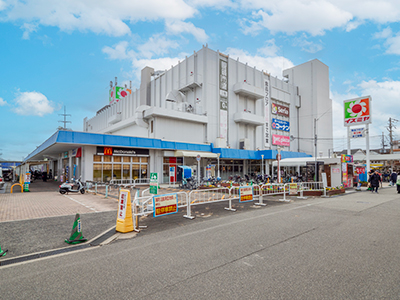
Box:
[63,195,98,212]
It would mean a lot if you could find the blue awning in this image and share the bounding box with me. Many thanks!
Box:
[212,148,311,160]
[24,130,311,162]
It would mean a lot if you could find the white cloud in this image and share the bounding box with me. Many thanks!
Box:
[239,0,400,36]
[138,34,180,59]
[256,39,279,57]
[186,0,235,9]
[20,22,38,39]
[102,41,135,60]
[102,36,181,62]
[0,97,6,106]
[292,35,324,53]
[240,0,352,36]
[3,0,197,37]
[333,0,400,24]
[12,91,56,116]
[165,20,208,43]
[0,0,7,11]
[374,27,392,39]
[225,47,294,78]
[345,19,364,32]
[374,27,400,55]
[131,55,186,79]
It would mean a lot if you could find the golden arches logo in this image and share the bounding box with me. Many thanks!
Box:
[104,147,113,156]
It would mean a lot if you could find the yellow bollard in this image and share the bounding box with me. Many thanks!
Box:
[11,183,23,193]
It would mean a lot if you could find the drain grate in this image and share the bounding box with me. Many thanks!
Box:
[89,227,116,246]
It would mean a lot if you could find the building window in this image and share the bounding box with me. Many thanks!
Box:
[92,155,149,182]
[151,120,154,133]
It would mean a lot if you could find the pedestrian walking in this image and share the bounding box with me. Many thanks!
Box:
[369,170,382,193]
[390,171,397,187]
[397,176,400,194]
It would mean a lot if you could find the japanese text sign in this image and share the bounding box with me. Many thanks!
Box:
[272,134,290,147]
[350,127,365,138]
[118,190,129,220]
[272,118,290,131]
[239,186,253,202]
[153,193,178,217]
[344,96,371,127]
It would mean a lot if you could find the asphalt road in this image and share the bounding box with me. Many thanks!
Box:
[1,188,400,299]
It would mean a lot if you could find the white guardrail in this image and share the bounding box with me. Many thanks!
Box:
[110,178,150,186]
[124,181,328,230]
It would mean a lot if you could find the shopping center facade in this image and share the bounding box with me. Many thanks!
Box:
[23,46,333,183]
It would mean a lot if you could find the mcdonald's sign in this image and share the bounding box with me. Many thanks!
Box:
[104,147,113,156]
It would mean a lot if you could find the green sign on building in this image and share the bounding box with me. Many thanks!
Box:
[150,172,158,194]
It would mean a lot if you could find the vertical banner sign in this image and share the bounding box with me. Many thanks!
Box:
[342,163,348,188]
[117,190,128,220]
[116,189,134,233]
[343,96,371,126]
[264,78,271,148]
[219,58,228,140]
[239,186,253,202]
[150,172,158,194]
[24,172,31,184]
[169,166,175,183]
[153,193,178,217]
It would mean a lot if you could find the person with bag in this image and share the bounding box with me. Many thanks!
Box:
[369,170,381,193]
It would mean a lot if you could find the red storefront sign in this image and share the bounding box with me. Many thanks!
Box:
[272,134,290,146]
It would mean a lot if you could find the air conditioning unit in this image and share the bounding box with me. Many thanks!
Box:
[239,138,250,150]
[215,138,227,148]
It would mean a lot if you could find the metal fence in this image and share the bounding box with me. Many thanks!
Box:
[110,178,150,186]
[104,181,330,230]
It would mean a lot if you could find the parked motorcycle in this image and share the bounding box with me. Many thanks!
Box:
[59,177,85,195]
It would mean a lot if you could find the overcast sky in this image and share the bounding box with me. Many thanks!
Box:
[1,0,400,160]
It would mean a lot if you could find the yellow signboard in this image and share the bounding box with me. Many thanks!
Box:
[116,189,134,233]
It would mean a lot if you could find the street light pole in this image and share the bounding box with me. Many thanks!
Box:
[217,153,220,178]
[314,118,318,182]
[261,154,264,177]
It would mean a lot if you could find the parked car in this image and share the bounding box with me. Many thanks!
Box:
[0,167,3,189]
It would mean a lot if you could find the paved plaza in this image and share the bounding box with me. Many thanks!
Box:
[0,181,118,222]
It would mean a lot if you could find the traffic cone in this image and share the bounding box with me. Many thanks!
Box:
[0,243,8,257]
[65,213,87,244]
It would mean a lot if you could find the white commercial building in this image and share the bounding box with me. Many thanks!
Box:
[24,46,333,184]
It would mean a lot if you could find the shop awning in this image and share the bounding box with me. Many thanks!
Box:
[174,150,219,158]
[272,157,332,167]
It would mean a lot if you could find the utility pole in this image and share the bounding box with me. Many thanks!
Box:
[58,106,71,130]
[386,117,398,154]
[386,117,398,172]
